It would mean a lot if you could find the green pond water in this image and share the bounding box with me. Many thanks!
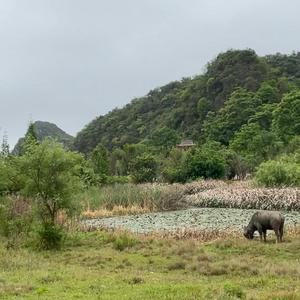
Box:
[84,208,300,234]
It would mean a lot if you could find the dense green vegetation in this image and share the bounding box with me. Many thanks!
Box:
[0,136,87,249]
[65,49,300,185]
[73,50,299,152]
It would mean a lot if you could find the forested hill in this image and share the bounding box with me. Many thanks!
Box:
[13,121,74,154]
[73,49,300,154]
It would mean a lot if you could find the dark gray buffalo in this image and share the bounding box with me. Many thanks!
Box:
[244,211,284,243]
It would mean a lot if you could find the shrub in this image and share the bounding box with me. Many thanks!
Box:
[131,154,158,183]
[0,157,25,194]
[0,196,34,248]
[162,167,184,184]
[167,261,186,271]
[224,283,245,299]
[36,223,65,250]
[255,159,300,187]
[182,142,227,182]
[113,233,137,251]
[106,176,132,184]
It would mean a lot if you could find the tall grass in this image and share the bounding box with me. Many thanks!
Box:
[79,183,188,217]
[80,184,159,211]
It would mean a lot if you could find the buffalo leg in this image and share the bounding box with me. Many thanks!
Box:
[258,228,263,242]
[274,229,280,243]
[279,226,284,243]
[262,229,267,242]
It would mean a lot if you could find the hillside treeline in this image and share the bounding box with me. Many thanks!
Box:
[73,50,300,152]
[69,49,300,184]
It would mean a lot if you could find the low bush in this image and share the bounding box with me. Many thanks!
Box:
[167,261,186,271]
[180,142,227,182]
[0,196,34,248]
[131,154,158,183]
[255,158,300,187]
[36,223,65,250]
[224,283,245,299]
[113,233,137,251]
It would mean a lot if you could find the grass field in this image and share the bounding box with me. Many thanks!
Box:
[1,230,300,300]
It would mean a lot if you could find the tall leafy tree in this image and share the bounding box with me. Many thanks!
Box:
[255,81,280,103]
[150,127,180,152]
[18,122,38,155]
[273,91,300,142]
[131,153,158,183]
[202,89,260,144]
[230,123,281,170]
[91,144,109,178]
[182,142,227,181]
[21,139,84,224]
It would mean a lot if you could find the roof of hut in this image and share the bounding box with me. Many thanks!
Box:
[176,139,195,147]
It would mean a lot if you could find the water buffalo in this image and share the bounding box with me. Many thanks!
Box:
[244,211,284,243]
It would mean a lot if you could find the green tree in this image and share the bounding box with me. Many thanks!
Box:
[123,144,148,175]
[21,139,84,224]
[182,142,226,181]
[285,135,300,154]
[131,153,158,183]
[90,144,109,182]
[197,97,212,120]
[110,148,127,176]
[255,81,280,103]
[225,151,249,180]
[202,89,260,144]
[0,156,25,194]
[18,122,39,155]
[230,123,282,170]
[248,104,276,130]
[273,91,300,142]
[255,154,300,187]
[162,148,188,183]
[150,127,180,152]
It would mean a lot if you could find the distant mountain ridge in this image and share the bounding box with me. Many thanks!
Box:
[13,121,74,154]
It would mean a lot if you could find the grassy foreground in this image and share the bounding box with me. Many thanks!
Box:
[1,230,300,300]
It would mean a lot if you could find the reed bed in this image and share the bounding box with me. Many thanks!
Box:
[80,180,300,218]
[81,205,152,218]
[79,180,244,216]
[188,186,300,211]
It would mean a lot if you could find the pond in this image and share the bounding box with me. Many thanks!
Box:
[84,208,300,234]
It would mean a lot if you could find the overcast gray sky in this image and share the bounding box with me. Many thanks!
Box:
[0,0,299,147]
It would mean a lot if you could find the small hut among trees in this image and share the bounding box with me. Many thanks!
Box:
[176,139,195,150]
